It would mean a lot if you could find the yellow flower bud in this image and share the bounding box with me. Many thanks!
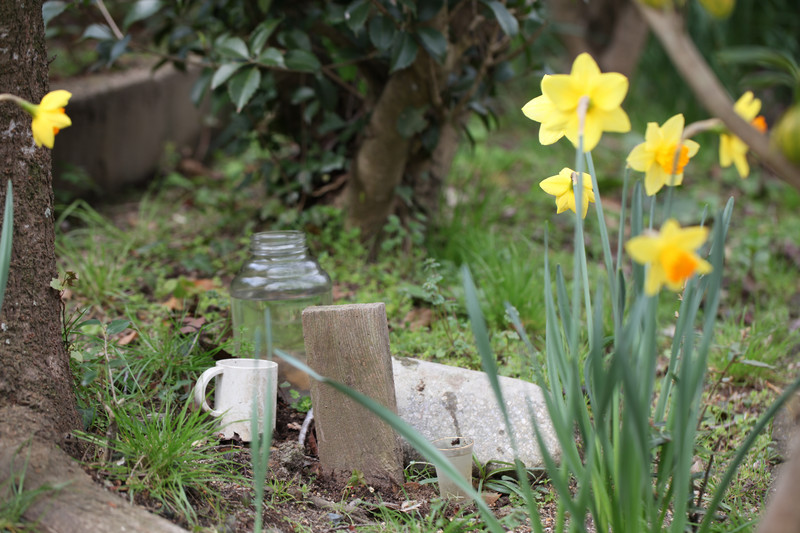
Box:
[636,0,673,8]
[698,0,735,19]
[771,104,800,166]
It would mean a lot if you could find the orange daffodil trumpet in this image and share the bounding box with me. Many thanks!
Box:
[0,90,72,149]
[625,219,712,296]
[522,53,631,152]
[720,91,767,179]
[540,168,595,219]
[627,114,700,196]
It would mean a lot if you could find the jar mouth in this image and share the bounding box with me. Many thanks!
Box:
[250,231,306,255]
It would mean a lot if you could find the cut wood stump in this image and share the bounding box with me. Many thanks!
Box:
[302,303,403,491]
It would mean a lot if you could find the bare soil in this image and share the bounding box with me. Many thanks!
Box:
[75,396,546,532]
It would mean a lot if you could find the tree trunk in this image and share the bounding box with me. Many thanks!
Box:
[343,7,458,245]
[547,0,649,78]
[0,0,81,440]
[0,4,189,531]
[343,55,437,243]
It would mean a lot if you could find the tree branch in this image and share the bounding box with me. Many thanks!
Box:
[637,4,800,189]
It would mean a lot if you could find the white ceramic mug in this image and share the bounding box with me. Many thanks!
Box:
[193,358,278,441]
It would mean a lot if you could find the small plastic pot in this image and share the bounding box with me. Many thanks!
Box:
[432,436,474,500]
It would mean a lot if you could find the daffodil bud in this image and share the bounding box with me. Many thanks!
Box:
[771,103,800,165]
[637,0,673,8]
[698,0,735,19]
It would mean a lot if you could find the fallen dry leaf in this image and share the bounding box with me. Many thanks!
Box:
[117,330,138,346]
[180,316,206,334]
[162,296,184,311]
[192,279,217,291]
[482,491,501,507]
[402,307,433,331]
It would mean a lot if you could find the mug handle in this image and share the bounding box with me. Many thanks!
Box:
[193,366,225,417]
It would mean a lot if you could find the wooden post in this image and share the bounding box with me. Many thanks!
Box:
[302,303,403,491]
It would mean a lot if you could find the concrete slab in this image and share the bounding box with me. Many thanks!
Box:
[51,64,207,192]
[393,357,561,468]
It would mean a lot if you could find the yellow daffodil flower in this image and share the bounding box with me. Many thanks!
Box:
[540,168,595,219]
[719,91,766,179]
[522,53,631,152]
[10,90,73,149]
[627,114,700,196]
[625,219,712,296]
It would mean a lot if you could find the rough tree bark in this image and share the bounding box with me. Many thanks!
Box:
[0,0,81,442]
[0,3,188,530]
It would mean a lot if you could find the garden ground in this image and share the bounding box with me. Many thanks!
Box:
[44,96,800,531]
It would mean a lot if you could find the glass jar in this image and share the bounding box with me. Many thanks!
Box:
[230,231,332,398]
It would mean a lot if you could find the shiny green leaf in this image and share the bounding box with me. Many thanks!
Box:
[345,0,370,34]
[42,1,67,28]
[81,23,113,41]
[368,15,395,51]
[258,47,285,68]
[390,32,418,73]
[418,0,444,21]
[219,36,250,59]
[250,19,283,56]
[228,67,262,112]
[123,0,162,31]
[211,62,244,89]
[106,319,131,336]
[416,27,447,64]
[285,49,321,72]
[481,0,519,37]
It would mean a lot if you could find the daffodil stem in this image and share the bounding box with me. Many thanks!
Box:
[586,152,621,338]
[616,167,631,279]
[0,94,27,107]
[573,132,593,353]
[663,185,675,222]
[683,118,722,139]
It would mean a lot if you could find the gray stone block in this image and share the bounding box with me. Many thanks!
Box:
[51,63,207,192]
[393,357,561,468]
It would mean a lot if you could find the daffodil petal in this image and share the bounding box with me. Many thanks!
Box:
[570,53,601,86]
[31,120,55,148]
[734,91,761,121]
[555,194,571,214]
[539,174,571,196]
[592,72,629,110]
[625,235,660,264]
[626,143,651,171]
[695,257,713,275]
[596,106,631,133]
[660,114,685,142]
[39,90,72,110]
[579,117,604,153]
[543,74,582,112]
[719,135,733,167]
[539,124,565,145]
[644,167,668,196]
[734,151,750,178]
[684,138,700,158]
[522,94,554,123]
[645,265,666,296]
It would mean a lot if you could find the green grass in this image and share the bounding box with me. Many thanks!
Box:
[76,398,240,525]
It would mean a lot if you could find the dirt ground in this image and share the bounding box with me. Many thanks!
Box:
[79,396,548,532]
